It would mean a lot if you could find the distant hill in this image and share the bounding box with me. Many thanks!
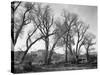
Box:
[13,50,65,63]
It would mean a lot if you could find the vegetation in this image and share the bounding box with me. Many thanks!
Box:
[11,1,97,73]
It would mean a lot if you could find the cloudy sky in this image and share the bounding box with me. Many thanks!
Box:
[15,2,97,54]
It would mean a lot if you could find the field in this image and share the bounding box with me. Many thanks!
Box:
[13,62,97,73]
[12,51,97,73]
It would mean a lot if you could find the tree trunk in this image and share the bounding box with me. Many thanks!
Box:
[21,47,30,63]
[69,44,73,56]
[65,42,68,63]
[11,18,14,45]
[86,46,89,62]
[75,40,79,64]
[78,44,81,55]
[44,37,49,65]
[47,37,60,65]
[47,50,53,65]
[65,34,69,63]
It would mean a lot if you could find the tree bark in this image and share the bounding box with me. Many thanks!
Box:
[68,44,73,55]
[75,42,79,64]
[65,34,69,63]
[44,37,49,65]
[65,41,68,63]
[86,45,89,62]
[75,36,80,64]
[47,50,53,65]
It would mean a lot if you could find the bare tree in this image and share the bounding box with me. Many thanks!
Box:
[11,2,40,63]
[47,20,69,64]
[82,33,96,62]
[21,24,54,63]
[75,21,89,63]
[11,1,21,45]
[20,4,55,64]
[31,4,54,64]
[11,2,35,46]
[47,10,78,64]
[21,32,46,63]
[68,35,75,54]
[61,11,78,63]
[11,2,22,71]
[11,2,44,64]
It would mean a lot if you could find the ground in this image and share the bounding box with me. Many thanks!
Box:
[13,62,97,73]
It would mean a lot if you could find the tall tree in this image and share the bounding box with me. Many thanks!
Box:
[47,20,69,64]
[75,21,89,63]
[11,2,44,64]
[61,11,78,63]
[47,11,79,64]
[23,3,55,64]
[82,33,96,62]
[49,11,78,63]
[11,2,22,71]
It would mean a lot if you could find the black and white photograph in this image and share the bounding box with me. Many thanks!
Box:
[11,1,97,74]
